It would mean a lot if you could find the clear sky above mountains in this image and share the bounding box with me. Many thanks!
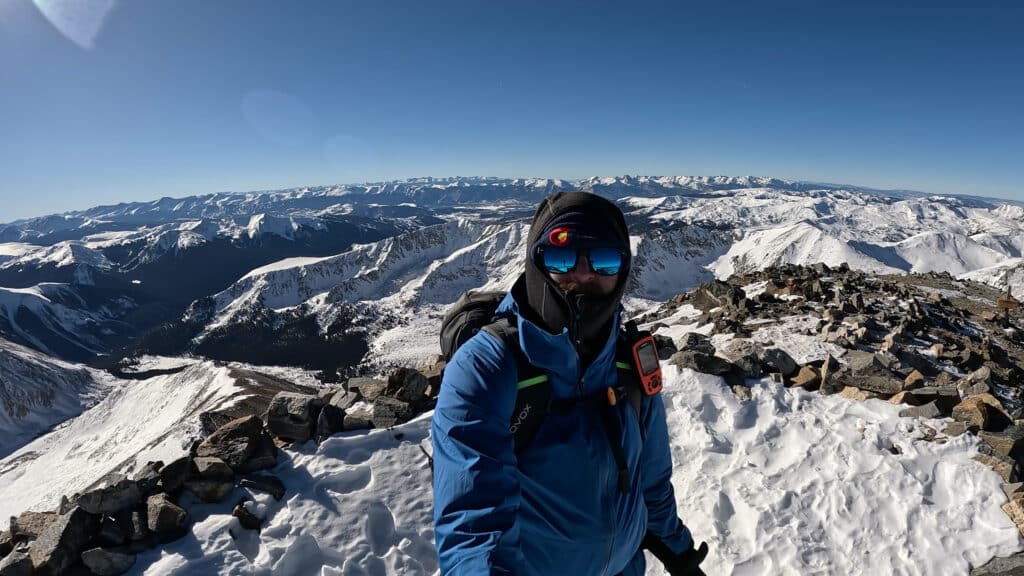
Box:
[1,0,1021,222]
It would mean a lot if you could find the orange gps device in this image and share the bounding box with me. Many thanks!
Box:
[631,334,663,395]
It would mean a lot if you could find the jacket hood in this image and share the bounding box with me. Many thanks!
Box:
[522,191,632,366]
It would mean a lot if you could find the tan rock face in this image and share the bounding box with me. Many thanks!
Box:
[788,366,821,390]
[903,370,925,390]
[976,453,1017,483]
[1002,492,1024,536]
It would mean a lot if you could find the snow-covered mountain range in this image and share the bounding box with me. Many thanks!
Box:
[2,176,1021,370]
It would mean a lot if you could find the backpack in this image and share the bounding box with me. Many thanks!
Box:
[439,290,655,493]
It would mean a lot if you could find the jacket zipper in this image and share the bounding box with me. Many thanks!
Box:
[599,409,617,576]
[568,293,616,575]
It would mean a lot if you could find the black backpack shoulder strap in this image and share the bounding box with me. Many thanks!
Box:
[482,317,550,454]
[615,321,648,437]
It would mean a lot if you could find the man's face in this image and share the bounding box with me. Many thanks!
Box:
[547,252,619,295]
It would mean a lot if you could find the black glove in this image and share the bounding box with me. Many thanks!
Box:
[642,533,709,576]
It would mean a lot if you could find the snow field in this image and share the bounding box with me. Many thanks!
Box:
[658,366,1020,575]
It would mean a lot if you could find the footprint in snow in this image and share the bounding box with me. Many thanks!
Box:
[365,501,397,556]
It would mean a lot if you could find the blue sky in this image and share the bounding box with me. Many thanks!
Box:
[1,0,1021,222]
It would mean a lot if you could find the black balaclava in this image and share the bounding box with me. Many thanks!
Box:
[513,191,632,367]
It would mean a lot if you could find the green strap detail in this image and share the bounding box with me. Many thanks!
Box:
[517,375,548,390]
[615,362,632,370]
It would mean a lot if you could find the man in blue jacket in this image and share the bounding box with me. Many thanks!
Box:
[432,191,707,575]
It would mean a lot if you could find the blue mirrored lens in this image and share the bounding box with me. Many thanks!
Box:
[542,245,577,273]
[589,247,623,275]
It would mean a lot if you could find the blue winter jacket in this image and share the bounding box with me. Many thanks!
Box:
[432,292,693,575]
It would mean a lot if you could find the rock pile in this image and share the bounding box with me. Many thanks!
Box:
[261,361,442,445]
[643,264,1024,573]
[0,415,283,575]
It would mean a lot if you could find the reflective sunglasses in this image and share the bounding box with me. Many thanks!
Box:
[537,245,624,276]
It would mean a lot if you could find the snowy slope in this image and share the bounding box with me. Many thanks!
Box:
[0,357,245,528]
[961,258,1024,299]
[0,337,111,458]
[0,283,118,360]
[118,366,1020,575]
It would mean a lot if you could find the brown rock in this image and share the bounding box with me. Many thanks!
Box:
[820,354,842,394]
[980,426,1024,458]
[1002,492,1024,537]
[10,510,58,538]
[903,370,926,390]
[788,366,821,390]
[976,452,1018,482]
[193,457,234,481]
[841,387,884,402]
[890,391,923,406]
[953,394,1013,432]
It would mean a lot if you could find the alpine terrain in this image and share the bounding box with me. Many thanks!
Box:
[0,176,1022,575]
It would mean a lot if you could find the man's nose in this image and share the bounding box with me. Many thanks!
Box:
[569,254,597,281]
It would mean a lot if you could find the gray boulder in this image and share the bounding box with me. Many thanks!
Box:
[761,348,798,377]
[146,494,188,543]
[842,350,904,395]
[236,430,280,474]
[266,392,324,443]
[81,547,135,576]
[343,407,374,431]
[653,334,677,358]
[667,351,733,375]
[347,377,388,401]
[77,476,141,515]
[899,401,943,419]
[94,515,127,548]
[971,552,1024,575]
[386,368,429,404]
[372,397,414,429]
[316,404,345,442]
[158,456,191,493]
[29,507,98,576]
[132,461,163,497]
[675,332,715,356]
[329,390,362,411]
[194,457,233,481]
[199,411,233,436]
[196,415,264,471]
[715,339,763,378]
[691,281,746,311]
[0,550,32,576]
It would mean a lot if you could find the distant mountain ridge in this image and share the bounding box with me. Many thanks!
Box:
[1,176,1022,367]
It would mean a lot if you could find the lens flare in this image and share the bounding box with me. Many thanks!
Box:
[32,0,116,50]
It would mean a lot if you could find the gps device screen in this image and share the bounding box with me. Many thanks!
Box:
[636,341,659,375]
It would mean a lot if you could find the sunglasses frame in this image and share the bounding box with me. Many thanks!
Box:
[536,244,624,276]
